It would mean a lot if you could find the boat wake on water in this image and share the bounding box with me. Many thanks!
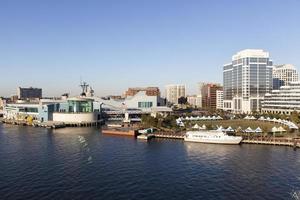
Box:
[78,135,93,164]
[291,191,300,200]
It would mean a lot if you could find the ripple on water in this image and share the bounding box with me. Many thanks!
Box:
[0,125,300,200]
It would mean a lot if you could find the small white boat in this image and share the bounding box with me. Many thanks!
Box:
[184,129,242,145]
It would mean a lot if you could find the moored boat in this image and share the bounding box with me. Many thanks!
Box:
[184,129,242,144]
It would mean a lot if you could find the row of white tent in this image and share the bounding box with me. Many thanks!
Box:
[258,116,298,129]
[243,116,298,129]
[219,126,263,133]
[179,116,223,121]
[192,124,263,133]
[192,124,286,133]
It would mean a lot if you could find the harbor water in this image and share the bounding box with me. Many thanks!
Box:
[0,123,300,200]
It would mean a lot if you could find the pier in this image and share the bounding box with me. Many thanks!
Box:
[241,137,300,148]
[1,119,102,129]
[153,132,185,139]
[148,132,300,149]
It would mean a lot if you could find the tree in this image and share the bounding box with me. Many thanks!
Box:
[178,96,187,105]
[141,115,158,128]
[290,111,300,124]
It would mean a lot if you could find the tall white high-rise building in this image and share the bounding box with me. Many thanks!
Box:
[223,49,273,113]
[273,64,299,89]
[165,84,186,105]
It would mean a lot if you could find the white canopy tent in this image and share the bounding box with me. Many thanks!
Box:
[200,124,207,130]
[271,127,279,133]
[255,127,263,133]
[193,124,200,129]
[226,126,235,132]
[245,127,254,133]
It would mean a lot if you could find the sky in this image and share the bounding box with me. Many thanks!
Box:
[0,0,300,97]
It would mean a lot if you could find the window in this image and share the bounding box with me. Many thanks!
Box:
[138,102,153,108]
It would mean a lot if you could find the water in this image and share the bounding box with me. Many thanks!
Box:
[0,123,300,200]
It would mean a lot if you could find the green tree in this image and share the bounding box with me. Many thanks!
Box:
[290,111,300,124]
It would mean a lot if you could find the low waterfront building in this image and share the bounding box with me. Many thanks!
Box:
[53,97,101,123]
[3,97,102,123]
[273,64,299,90]
[3,102,56,122]
[262,82,300,115]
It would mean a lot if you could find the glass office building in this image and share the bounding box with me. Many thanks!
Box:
[223,49,273,113]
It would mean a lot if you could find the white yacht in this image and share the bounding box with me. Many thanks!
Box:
[184,129,243,145]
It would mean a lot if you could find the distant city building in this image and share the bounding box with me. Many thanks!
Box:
[125,87,160,97]
[165,84,186,105]
[197,82,205,96]
[216,90,223,110]
[107,95,123,100]
[223,49,273,113]
[187,95,202,108]
[10,95,18,103]
[200,83,222,110]
[273,64,299,90]
[262,82,300,115]
[17,87,42,100]
[0,97,7,111]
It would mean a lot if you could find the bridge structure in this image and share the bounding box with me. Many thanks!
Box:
[99,101,147,122]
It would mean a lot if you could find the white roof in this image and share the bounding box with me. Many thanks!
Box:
[245,127,254,133]
[255,127,262,133]
[151,107,172,112]
[259,116,265,120]
[193,124,200,129]
[271,127,279,132]
[226,126,235,132]
[278,126,286,132]
[233,49,269,60]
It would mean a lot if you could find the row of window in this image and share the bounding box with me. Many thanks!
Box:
[138,102,153,108]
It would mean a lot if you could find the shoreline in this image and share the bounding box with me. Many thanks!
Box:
[1,120,299,149]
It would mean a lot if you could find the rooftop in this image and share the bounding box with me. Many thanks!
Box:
[232,49,269,60]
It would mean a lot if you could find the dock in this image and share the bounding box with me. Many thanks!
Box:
[153,132,185,139]
[137,133,155,140]
[242,137,300,148]
[102,128,139,137]
[143,132,300,149]
[1,119,102,129]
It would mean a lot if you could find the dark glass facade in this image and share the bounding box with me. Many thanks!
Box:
[223,52,273,112]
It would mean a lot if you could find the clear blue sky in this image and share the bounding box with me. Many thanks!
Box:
[1,0,300,97]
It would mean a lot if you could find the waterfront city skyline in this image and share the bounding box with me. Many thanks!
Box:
[1,0,300,97]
